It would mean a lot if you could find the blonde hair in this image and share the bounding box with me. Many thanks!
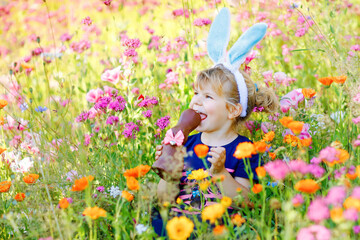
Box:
[194,64,279,131]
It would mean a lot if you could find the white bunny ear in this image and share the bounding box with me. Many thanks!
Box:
[207,8,231,63]
[228,23,267,69]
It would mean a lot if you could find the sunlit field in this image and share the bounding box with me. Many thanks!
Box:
[0,0,359,239]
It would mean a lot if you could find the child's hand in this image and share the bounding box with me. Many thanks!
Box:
[207,147,226,175]
[155,144,163,160]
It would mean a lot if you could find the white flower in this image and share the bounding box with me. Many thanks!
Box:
[330,111,346,124]
[10,157,34,173]
[109,186,122,198]
[135,224,149,234]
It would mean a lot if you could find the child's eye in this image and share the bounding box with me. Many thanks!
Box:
[206,95,213,99]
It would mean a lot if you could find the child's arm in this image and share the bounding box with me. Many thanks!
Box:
[208,147,251,199]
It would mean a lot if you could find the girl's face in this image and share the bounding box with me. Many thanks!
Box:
[189,85,233,133]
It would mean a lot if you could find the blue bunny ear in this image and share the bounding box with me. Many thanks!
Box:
[207,8,231,63]
[228,23,267,69]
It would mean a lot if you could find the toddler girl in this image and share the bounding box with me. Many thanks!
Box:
[152,64,278,236]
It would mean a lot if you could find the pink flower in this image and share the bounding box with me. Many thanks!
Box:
[280,89,304,113]
[325,186,346,206]
[295,27,307,37]
[297,225,331,240]
[307,198,330,223]
[193,18,212,27]
[261,122,276,133]
[124,48,137,57]
[274,71,287,84]
[84,134,93,146]
[101,66,123,84]
[122,38,141,49]
[164,71,179,87]
[262,70,273,83]
[344,208,358,221]
[86,88,104,103]
[131,88,139,95]
[351,187,360,199]
[289,159,309,175]
[353,116,360,124]
[104,86,118,96]
[244,50,258,65]
[353,93,360,103]
[81,16,92,26]
[264,160,290,180]
[292,194,304,206]
[350,44,360,51]
[318,146,339,163]
[70,39,91,53]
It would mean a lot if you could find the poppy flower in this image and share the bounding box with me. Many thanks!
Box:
[233,142,255,159]
[213,225,226,236]
[14,192,26,202]
[23,174,39,184]
[302,88,316,98]
[288,121,304,135]
[333,75,347,84]
[83,206,107,220]
[318,77,334,86]
[279,116,293,128]
[122,190,134,201]
[254,141,268,153]
[0,99,8,109]
[231,214,246,226]
[263,131,275,142]
[294,179,320,194]
[123,165,151,178]
[252,184,263,194]
[126,176,139,191]
[194,144,209,158]
[0,181,11,192]
[0,147,6,154]
[59,198,70,209]
[71,176,94,191]
[202,203,225,223]
[255,166,266,179]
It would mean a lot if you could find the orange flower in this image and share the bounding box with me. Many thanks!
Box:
[324,149,349,167]
[233,142,255,159]
[269,152,276,160]
[254,141,268,153]
[356,165,360,178]
[14,192,26,202]
[330,207,343,222]
[71,176,93,191]
[126,176,139,191]
[255,166,266,179]
[302,88,316,98]
[263,131,275,142]
[288,121,304,135]
[346,172,357,180]
[194,144,209,158]
[231,214,246,226]
[0,116,4,125]
[294,179,320,194]
[283,134,300,147]
[318,77,334,86]
[333,75,347,84]
[122,190,134,201]
[123,165,151,178]
[300,138,312,147]
[23,174,39,184]
[213,225,226,236]
[279,116,293,128]
[0,99,8,109]
[0,147,6,154]
[0,181,11,192]
[83,206,107,220]
[343,197,360,211]
[59,198,70,209]
[252,184,263,194]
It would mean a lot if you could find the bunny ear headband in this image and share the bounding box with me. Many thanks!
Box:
[207,7,267,117]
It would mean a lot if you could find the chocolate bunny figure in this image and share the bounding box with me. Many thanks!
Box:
[152,109,201,181]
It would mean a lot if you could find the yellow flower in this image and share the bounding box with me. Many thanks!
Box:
[198,180,210,191]
[83,206,107,220]
[343,197,360,211]
[263,131,275,142]
[201,203,225,224]
[166,216,194,240]
[220,196,232,208]
[187,169,209,181]
[330,207,343,223]
[231,214,246,226]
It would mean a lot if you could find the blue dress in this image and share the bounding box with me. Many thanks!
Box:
[151,132,261,237]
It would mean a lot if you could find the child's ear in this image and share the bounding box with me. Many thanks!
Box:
[227,103,242,119]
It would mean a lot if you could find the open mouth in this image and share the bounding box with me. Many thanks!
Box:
[195,110,207,121]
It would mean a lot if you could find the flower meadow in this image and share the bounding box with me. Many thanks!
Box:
[0,0,360,239]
